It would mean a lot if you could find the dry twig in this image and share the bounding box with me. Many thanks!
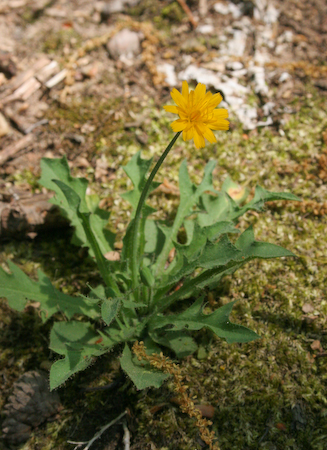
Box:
[176,0,198,28]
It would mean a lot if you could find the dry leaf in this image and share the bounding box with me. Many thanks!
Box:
[104,251,120,261]
[302,303,314,313]
[310,340,322,351]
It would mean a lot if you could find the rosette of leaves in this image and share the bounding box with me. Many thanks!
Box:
[0,154,300,390]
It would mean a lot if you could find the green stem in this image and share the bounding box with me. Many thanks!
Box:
[81,214,120,293]
[131,132,181,298]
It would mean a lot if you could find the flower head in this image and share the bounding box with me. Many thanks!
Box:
[164,81,229,149]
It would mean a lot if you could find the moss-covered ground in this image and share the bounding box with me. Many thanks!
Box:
[0,81,326,450]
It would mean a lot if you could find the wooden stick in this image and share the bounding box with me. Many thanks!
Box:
[0,134,33,165]
[176,0,198,28]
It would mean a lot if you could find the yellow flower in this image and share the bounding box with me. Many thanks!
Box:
[164,81,229,149]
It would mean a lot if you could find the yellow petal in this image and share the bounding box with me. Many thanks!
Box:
[197,92,213,111]
[207,119,229,131]
[176,106,188,120]
[207,92,223,109]
[193,129,206,149]
[202,126,217,143]
[196,123,217,144]
[163,105,179,114]
[212,108,229,119]
[171,88,187,108]
[182,81,189,100]
[206,109,229,130]
[183,126,194,141]
[171,119,188,132]
[189,90,195,107]
[194,83,206,104]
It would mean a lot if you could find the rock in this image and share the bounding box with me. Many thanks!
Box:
[226,61,244,71]
[225,29,247,56]
[262,102,275,116]
[249,65,268,95]
[157,63,177,86]
[213,2,230,15]
[107,28,141,61]
[197,24,214,34]
[179,64,249,99]
[254,0,279,24]
[95,0,124,18]
[279,72,291,83]
[235,105,258,130]
[2,371,61,444]
[0,112,10,137]
[213,1,243,19]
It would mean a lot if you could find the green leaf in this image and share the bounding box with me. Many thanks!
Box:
[53,180,118,291]
[197,192,238,226]
[49,321,115,390]
[101,298,121,326]
[149,298,259,344]
[121,151,160,213]
[120,344,170,390]
[150,330,198,357]
[198,183,301,226]
[0,261,99,321]
[153,159,217,277]
[143,219,166,266]
[235,225,296,258]
[221,176,249,204]
[39,157,115,255]
[152,226,295,313]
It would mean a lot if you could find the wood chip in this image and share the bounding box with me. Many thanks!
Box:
[45,69,68,88]
[36,60,59,83]
[0,191,68,237]
[13,76,42,100]
[0,134,33,165]
[2,57,50,95]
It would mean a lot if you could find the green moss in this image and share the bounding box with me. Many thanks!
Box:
[161,2,184,23]
[42,29,82,54]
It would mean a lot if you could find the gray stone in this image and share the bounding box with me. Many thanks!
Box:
[107,28,141,61]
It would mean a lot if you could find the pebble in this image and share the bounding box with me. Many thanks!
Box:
[107,28,141,60]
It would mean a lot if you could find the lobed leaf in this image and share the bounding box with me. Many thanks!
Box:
[198,183,301,226]
[0,261,99,321]
[39,157,115,256]
[49,321,115,390]
[153,159,217,277]
[120,344,170,390]
[149,297,259,345]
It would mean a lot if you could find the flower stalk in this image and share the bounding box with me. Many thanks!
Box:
[131,131,181,299]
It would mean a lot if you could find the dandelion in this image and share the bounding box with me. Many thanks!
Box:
[164,81,229,149]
